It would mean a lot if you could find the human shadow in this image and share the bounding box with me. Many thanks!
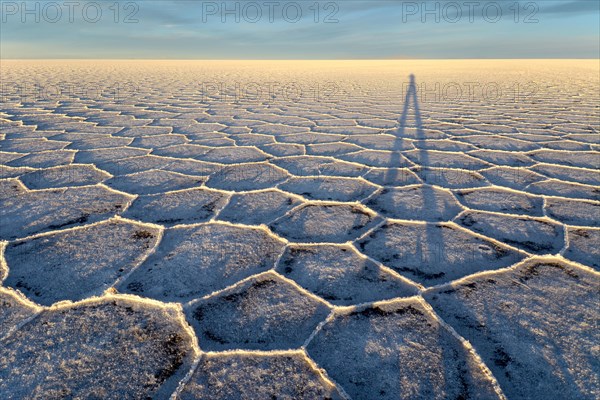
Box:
[383,74,419,185]
[386,74,431,182]
[385,74,446,275]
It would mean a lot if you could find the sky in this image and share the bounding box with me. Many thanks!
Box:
[1,0,599,59]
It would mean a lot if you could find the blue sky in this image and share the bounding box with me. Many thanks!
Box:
[1,0,598,58]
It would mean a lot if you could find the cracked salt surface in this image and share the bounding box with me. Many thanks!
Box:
[0,60,598,399]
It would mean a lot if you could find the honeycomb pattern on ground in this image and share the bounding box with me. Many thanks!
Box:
[1,60,598,399]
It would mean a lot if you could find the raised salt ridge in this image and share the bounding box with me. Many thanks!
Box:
[1,60,598,399]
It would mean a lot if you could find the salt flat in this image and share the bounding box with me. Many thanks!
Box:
[0,60,599,399]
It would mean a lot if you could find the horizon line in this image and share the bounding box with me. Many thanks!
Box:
[2,58,598,61]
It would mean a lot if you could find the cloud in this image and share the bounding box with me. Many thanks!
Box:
[538,0,600,14]
[0,0,597,58]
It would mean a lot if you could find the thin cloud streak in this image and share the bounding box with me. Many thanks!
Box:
[1,0,598,59]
